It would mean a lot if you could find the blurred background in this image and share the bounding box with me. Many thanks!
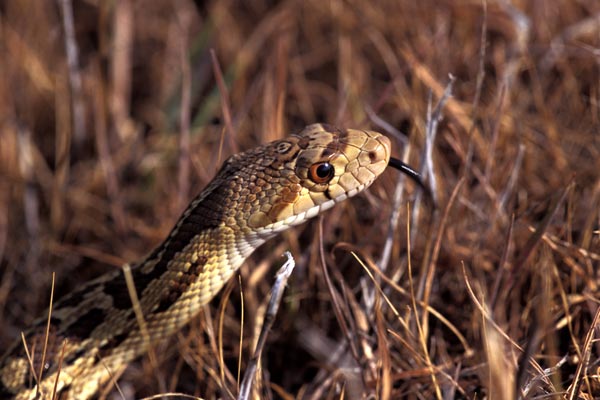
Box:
[0,0,599,398]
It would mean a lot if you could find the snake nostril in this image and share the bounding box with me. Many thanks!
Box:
[368,144,387,163]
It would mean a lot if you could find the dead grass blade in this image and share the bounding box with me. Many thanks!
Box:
[51,340,67,400]
[374,296,391,400]
[341,245,472,356]
[20,333,40,394]
[217,276,236,400]
[38,272,55,386]
[316,217,362,368]
[237,275,244,391]
[418,177,465,336]
[123,263,165,393]
[514,182,574,270]
[566,305,600,400]
[406,203,442,400]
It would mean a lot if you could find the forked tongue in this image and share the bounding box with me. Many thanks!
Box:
[388,157,434,202]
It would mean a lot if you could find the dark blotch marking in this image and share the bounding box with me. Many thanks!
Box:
[0,382,15,397]
[97,331,129,359]
[60,384,72,396]
[32,316,62,330]
[65,307,106,339]
[57,288,89,309]
[58,273,114,309]
[104,193,221,311]
[154,292,180,314]
[64,347,89,366]
[104,202,219,310]
[321,147,336,158]
[103,267,162,310]
[323,189,333,200]
[287,149,300,162]
[298,137,311,149]
[154,255,208,314]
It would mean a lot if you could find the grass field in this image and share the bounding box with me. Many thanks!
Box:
[1,1,599,398]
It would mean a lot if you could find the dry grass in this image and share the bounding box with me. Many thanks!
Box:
[1,0,600,399]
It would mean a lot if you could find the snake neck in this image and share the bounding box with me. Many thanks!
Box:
[0,191,267,399]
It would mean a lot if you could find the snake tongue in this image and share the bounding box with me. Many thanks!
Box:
[388,157,433,200]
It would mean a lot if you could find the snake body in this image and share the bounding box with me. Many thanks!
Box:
[0,124,391,399]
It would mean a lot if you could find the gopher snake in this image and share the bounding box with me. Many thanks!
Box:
[0,124,411,399]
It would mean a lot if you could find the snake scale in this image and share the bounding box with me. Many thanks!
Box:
[0,123,414,399]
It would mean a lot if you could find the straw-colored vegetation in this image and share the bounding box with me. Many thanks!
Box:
[1,1,599,398]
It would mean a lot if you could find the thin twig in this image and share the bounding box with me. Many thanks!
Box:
[122,263,165,393]
[498,144,525,212]
[98,356,127,400]
[51,339,68,400]
[176,5,192,211]
[237,275,244,391]
[210,49,238,154]
[345,247,472,355]
[317,217,362,366]
[110,0,134,141]
[566,305,600,400]
[92,63,126,234]
[238,252,296,400]
[420,75,454,207]
[417,177,464,331]
[406,204,442,400]
[20,333,41,396]
[217,277,237,400]
[465,0,488,181]
[57,0,86,146]
[364,104,409,147]
[38,272,56,384]
[366,112,411,310]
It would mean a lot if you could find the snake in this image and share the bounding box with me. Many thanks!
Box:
[0,123,418,399]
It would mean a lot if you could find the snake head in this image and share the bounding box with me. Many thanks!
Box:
[210,124,390,241]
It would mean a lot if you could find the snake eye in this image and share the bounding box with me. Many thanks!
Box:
[308,162,335,184]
